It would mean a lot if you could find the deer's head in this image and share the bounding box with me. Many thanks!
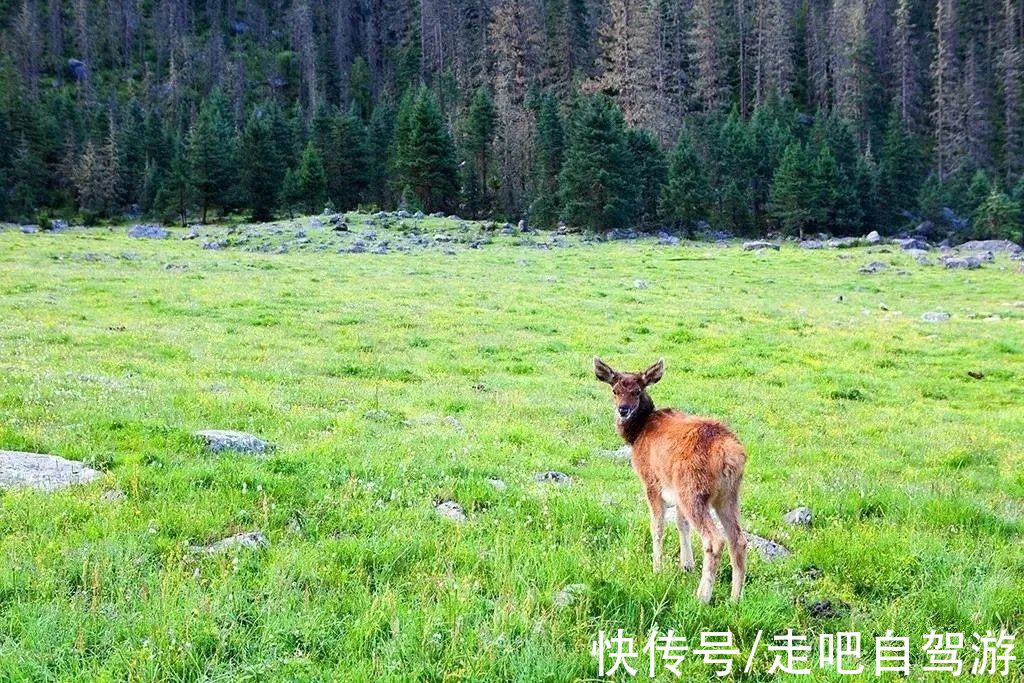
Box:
[593,357,664,421]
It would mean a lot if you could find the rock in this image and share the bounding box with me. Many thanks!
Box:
[20,224,39,233]
[865,230,882,244]
[826,237,862,248]
[435,500,466,523]
[0,451,101,491]
[633,279,649,289]
[745,532,791,562]
[395,210,411,219]
[189,531,268,555]
[914,254,934,266]
[49,219,70,232]
[413,211,425,219]
[921,311,950,323]
[500,225,514,235]
[128,224,169,239]
[194,429,270,454]
[553,583,589,607]
[534,471,571,484]
[799,240,824,249]
[518,220,528,232]
[783,506,813,525]
[100,488,126,502]
[859,261,888,274]
[892,237,930,250]
[333,221,349,232]
[806,598,848,619]
[942,256,982,270]
[956,239,1022,255]
[596,445,632,461]
[487,478,507,491]
[433,233,453,242]
[182,228,200,240]
[743,240,780,251]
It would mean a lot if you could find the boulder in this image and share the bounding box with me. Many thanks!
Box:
[743,240,780,251]
[194,429,270,454]
[892,237,931,250]
[942,256,983,270]
[783,506,813,525]
[189,531,268,555]
[67,58,87,81]
[826,237,862,248]
[859,261,888,274]
[20,224,39,234]
[128,224,168,239]
[0,451,101,491]
[921,311,951,323]
[865,230,882,244]
[799,240,824,249]
[435,500,466,523]
[956,240,1022,255]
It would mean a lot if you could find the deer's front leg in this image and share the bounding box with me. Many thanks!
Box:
[645,487,665,572]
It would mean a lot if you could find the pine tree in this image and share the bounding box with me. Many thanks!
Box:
[972,187,1022,240]
[626,127,667,226]
[660,128,710,233]
[325,112,370,210]
[238,108,284,222]
[529,91,565,228]
[559,94,633,231]
[690,0,731,113]
[463,86,497,215]
[752,0,792,106]
[295,141,328,214]
[878,108,921,225]
[999,0,1023,183]
[154,135,192,226]
[392,88,458,213]
[72,128,121,219]
[931,0,966,181]
[367,103,396,208]
[187,89,236,222]
[769,140,814,237]
[349,56,373,122]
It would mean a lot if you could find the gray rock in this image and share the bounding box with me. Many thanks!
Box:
[413,211,425,219]
[518,219,528,232]
[892,237,931,250]
[435,500,466,523]
[956,239,1022,255]
[67,58,87,81]
[859,261,888,274]
[826,237,862,248]
[743,240,780,251]
[487,478,507,491]
[799,240,824,249]
[921,311,951,323]
[189,531,268,555]
[745,532,791,562]
[633,279,649,289]
[596,445,632,461]
[20,224,39,234]
[534,471,571,484]
[942,256,982,270]
[194,429,270,454]
[0,451,101,491]
[100,488,126,502]
[865,230,881,244]
[128,224,169,239]
[433,233,453,242]
[783,506,813,525]
[553,583,589,607]
[49,219,70,232]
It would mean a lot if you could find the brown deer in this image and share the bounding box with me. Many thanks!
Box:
[593,357,748,603]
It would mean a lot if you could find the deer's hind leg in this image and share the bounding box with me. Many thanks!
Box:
[714,497,748,602]
[675,514,694,571]
[684,497,724,604]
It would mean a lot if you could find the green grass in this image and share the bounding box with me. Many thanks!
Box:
[1,219,1023,681]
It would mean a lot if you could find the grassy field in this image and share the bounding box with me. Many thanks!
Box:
[1,218,1023,681]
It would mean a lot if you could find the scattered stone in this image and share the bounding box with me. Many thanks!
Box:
[487,478,507,491]
[799,239,824,249]
[865,230,881,244]
[957,239,1022,255]
[0,451,101,491]
[834,294,844,303]
[49,219,70,232]
[128,224,168,239]
[826,237,862,248]
[444,416,464,431]
[745,532,791,562]
[942,256,982,270]
[921,311,950,323]
[100,488,126,502]
[914,253,933,266]
[20,224,39,234]
[433,233,453,242]
[413,210,425,219]
[892,237,930,250]
[534,471,571,484]
[783,506,813,526]
[806,598,848,619]
[518,219,528,232]
[743,240,780,251]
[859,261,888,274]
[967,370,984,380]
[553,583,589,607]
[633,279,649,289]
[657,232,681,246]
[189,531,268,555]
[194,429,270,454]
[435,500,466,523]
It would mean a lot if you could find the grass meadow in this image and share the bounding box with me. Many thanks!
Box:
[1,218,1023,680]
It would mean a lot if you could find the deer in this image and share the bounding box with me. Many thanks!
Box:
[593,357,748,603]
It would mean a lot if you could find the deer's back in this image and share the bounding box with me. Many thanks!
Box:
[631,409,746,503]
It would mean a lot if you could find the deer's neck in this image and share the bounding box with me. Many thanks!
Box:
[616,393,654,445]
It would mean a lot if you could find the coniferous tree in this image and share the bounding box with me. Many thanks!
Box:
[769,140,814,237]
[295,141,328,214]
[878,108,921,226]
[392,88,458,212]
[559,94,633,231]
[367,103,396,208]
[973,187,1022,240]
[529,91,565,228]
[660,128,710,234]
[154,136,193,226]
[625,127,667,226]
[238,108,284,221]
[187,89,236,222]
[463,86,497,215]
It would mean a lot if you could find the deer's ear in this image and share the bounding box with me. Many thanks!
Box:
[642,359,665,386]
[593,357,618,384]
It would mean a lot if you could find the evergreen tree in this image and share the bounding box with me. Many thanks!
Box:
[187,89,236,222]
[72,126,121,219]
[769,141,815,237]
[660,128,710,234]
[154,136,193,226]
[973,187,1022,240]
[349,56,373,122]
[878,109,922,226]
[295,141,328,214]
[625,128,667,226]
[462,86,497,215]
[238,108,284,221]
[367,103,396,208]
[529,91,565,228]
[326,112,370,210]
[392,88,458,213]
